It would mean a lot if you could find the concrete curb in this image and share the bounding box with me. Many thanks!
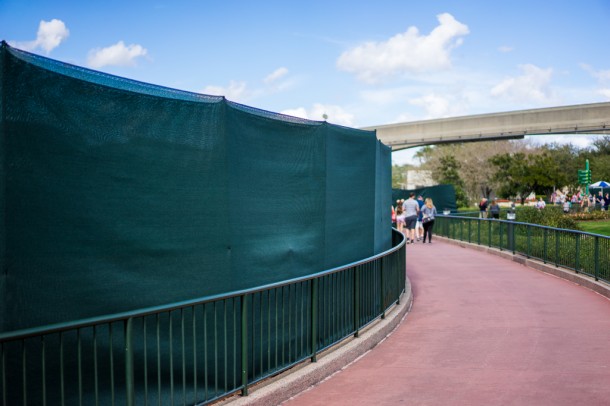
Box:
[218,277,413,406]
[436,235,610,300]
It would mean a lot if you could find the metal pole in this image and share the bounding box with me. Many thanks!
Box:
[380,259,385,319]
[311,279,318,362]
[241,295,249,396]
[555,229,560,267]
[586,159,590,196]
[125,318,135,406]
[354,267,360,338]
[575,234,580,273]
[543,228,548,264]
[594,236,600,281]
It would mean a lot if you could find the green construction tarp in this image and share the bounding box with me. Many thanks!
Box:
[392,184,457,213]
[0,41,392,333]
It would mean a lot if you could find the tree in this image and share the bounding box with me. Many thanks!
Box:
[591,135,610,156]
[539,143,579,193]
[418,140,531,204]
[432,155,469,207]
[489,153,528,202]
[587,136,610,182]
[489,152,566,203]
[392,164,409,189]
[524,152,567,197]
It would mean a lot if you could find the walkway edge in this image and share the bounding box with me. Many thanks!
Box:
[219,277,413,406]
[436,236,610,300]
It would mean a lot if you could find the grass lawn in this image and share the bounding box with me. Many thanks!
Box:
[579,219,610,237]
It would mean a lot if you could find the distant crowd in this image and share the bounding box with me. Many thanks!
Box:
[548,190,609,212]
[391,190,608,244]
[392,193,437,244]
[477,190,610,216]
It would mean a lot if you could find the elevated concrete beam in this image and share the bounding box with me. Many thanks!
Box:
[362,102,610,150]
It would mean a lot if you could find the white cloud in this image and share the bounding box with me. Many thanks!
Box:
[87,41,148,69]
[336,13,469,83]
[498,45,513,53]
[361,87,413,105]
[408,93,469,119]
[580,63,610,82]
[409,94,452,119]
[201,68,296,103]
[201,80,249,101]
[280,107,309,120]
[264,67,289,84]
[581,64,610,100]
[526,134,597,149]
[12,19,69,54]
[281,103,354,126]
[490,64,556,104]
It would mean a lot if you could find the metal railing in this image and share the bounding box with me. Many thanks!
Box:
[435,216,610,283]
[0,230,406,405]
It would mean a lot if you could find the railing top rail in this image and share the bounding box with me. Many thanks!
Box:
[440,215,610,240]
[0,229,406,342]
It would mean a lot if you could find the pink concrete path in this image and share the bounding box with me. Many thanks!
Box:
[284,239,610,405]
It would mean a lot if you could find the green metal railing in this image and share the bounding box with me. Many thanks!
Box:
[0,230,406,405]
[436,216,610,283]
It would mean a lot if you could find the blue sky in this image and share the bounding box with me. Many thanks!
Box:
[2,1,609,163]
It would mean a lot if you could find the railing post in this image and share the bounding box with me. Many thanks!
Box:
[527,226,532,258]
[311,279,318,362]
[488,220,492,248]
[499,221,503,251]
[555,229,560,267]
[451,221,456,240]
[509,221,517,255]
[477,220,481,245]
[125,317,135,406]
[380,259,385,319]
[396,250,401,305]
[575,234,580,274]
[460,220,463,241]
[354,266,360,338]
[594,236,600,281]
[543,228,548,264]
[241,294,249,396]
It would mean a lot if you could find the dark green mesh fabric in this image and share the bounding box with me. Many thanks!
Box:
[0,42,391,333]
[392,184,457,213]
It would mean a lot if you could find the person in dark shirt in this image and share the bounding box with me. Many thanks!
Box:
[489,200,500,219]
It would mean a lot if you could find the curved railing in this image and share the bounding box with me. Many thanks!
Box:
[0,230,406,405]
[435,216,610,283]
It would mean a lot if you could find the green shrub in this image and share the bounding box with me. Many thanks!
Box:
[569,210,610,222]
[516,206,581,230]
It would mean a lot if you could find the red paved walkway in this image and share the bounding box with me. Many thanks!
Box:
[283,239,610,405]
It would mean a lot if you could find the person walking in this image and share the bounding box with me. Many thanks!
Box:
[597,191,605,211]
[415,195,425,241]
[563,198,571,213]
[395,200,405,234]
[478,198,488,218]
[489,199,500,219]
[402,193,420,244]
[421,197,437,243]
